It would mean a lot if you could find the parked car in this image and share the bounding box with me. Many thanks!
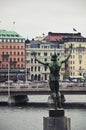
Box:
[5,80,13,84]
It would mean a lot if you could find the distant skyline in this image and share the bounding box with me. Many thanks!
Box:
[0,0,86,39]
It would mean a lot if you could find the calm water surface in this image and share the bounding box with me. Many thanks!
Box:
[0,106,86,130]
[0,95,86,130]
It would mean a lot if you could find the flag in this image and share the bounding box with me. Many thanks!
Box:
[13,21,15,24]
[73,28,77,31]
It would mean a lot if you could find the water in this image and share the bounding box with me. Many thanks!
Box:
[0,106,86,130]
[0,95,86,130]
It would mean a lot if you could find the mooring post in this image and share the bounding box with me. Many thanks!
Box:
[43,109,71,130]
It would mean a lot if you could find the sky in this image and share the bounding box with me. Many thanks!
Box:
[0,0,86,39]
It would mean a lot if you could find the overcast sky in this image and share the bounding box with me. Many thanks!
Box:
[0,0,86,39]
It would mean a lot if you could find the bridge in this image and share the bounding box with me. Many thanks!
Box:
[0,87,86,96]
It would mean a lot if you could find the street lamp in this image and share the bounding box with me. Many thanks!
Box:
[8,62,10,103]
[26,67,27,84]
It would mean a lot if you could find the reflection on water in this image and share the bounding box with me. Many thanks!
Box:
[28,95,86,103]
[0,106,86,130]
[0,95,86,103]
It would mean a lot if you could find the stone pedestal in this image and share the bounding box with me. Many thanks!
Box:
[43,109,71,130]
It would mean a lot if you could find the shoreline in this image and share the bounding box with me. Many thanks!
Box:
[0,101,86,109]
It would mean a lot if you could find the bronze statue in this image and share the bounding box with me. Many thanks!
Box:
[32,44,72,108]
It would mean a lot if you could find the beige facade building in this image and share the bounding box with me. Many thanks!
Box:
[26,40,65,81]
[64,38,86,78]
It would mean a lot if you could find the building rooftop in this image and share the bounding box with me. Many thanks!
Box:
[44,32,84,42]
[0,30,24,39]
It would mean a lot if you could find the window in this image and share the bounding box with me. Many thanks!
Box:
[14,52,16,55]
[79,60,82,64]
[2,52,4,55]
[38,66,40,71]
[21,52,23,55]
[6,58,8,61]
[14,58,16,61]
[10,52,12,55]
[45,66,47,71]
[31,66,33,71]
[2,64,4,68]
[21,46,23,49]
[21,58,23,61]
[38,52,40,56]
[10,58,12,61]
[44,52,47,56]
[10,46,12,49]
[18,52,20,55]
[17,64,20,68]
[31,58,33,63]
[35,59,36,63]
[44,58,47,61]
[21,64,23,68]
[17,46,19,49]
[6,52,8,55]
[18,58,20,61]
[79,66,82,70]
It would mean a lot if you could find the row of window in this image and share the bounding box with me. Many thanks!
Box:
[30,66,48,72]
[69,66,82,70]
[64,38,86,42]
[1,64,24,69]
[0,39,25,43]
[30,66,40,72]
[1,45,24,49]
[69,60,82,64]
[26,52,62,57]
[2,58,24,62]
[2,51,24,55]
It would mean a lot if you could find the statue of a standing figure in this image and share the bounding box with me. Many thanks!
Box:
[32,44,72,109]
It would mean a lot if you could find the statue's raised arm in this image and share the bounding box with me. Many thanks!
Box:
[60,44,73,63]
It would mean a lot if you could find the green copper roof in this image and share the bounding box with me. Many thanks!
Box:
[0,30,24,39]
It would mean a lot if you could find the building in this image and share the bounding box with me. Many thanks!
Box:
[64,37,86,78]
[44,32,86,79]
[25,32,86,82]
[25,39,65,81]
[0,30,26,82]
[44,32,83,43]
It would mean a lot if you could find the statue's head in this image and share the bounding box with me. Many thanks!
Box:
[51,53,57,61]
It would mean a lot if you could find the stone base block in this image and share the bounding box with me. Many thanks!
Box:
[43,116,71,130]
[49,109,65,117]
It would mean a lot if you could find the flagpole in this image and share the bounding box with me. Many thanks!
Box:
[11,21,15,31]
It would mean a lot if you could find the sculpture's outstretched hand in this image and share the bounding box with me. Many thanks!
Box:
[69,44,73,49]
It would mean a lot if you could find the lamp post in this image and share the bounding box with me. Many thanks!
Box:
[26,67,27,84]
[8,62,10,103]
